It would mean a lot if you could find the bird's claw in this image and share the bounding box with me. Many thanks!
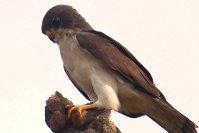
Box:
[66,104,97,120]
[67,105,84,120]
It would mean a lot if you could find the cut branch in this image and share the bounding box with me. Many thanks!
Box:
[45,91,121,133]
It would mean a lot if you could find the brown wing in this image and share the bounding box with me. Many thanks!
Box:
[76,30,161,98]
[88,30,154,83]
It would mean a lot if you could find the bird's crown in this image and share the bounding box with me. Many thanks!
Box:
[41,5,92,34]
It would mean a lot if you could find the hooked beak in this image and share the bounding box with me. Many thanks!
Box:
[48,36,59,44]
[49,36,55,43]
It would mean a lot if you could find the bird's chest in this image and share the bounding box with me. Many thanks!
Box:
[58,36,98,98]
[58,36,120,109]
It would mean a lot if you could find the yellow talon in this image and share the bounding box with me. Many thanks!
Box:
[66,104,97,120]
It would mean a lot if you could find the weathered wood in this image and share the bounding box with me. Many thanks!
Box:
[45,91,121,133]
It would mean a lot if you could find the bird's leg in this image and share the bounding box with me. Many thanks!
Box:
[67,103,97,120]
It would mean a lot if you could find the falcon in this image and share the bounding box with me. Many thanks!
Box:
[41,5,197,133]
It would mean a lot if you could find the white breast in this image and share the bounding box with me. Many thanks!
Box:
[90,66,120,110]
[58,35,120,110]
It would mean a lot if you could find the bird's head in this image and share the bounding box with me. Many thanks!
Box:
[41,5,92,43]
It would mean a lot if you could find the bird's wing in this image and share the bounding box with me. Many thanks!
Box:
[76,30,161,98]
[89,31,154,83]
[64,66,90,101]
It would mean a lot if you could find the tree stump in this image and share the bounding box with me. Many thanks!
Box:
[45,91,121,133]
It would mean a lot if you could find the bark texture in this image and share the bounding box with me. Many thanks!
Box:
[45,91,121,133]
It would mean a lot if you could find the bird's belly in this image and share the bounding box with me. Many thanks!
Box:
[59,36,120,109]
[74,62,96,98]
[67,53,120,110]
[59,36,97,101]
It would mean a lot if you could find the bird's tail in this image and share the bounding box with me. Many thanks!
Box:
[146,98,198,133]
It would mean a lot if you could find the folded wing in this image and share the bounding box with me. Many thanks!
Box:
[76,30,162,99]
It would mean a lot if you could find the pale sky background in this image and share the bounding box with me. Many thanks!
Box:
[0,0,198,133]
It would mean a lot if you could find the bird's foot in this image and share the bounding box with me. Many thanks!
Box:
[66,103,97,120]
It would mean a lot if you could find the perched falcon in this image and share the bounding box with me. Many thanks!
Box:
[42,5,197,133]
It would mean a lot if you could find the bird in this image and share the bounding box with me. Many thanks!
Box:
[41,5,197,133]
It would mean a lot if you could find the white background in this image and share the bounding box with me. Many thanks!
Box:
[0,0,198,133]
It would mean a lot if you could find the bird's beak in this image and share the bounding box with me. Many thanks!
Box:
[49,36,56,43]
[48,36,59,44]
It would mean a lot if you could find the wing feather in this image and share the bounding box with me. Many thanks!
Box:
[89,30,154,83]
[76,30,161,98]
